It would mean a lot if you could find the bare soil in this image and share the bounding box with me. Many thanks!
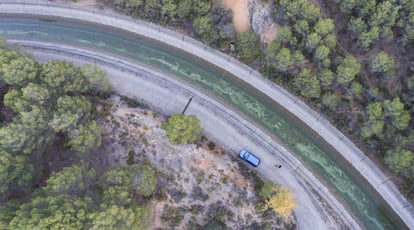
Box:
[97,95,292,229]
[223,0,252,33]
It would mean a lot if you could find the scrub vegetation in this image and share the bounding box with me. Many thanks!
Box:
[95,0,414,200]
[0,41,296,228]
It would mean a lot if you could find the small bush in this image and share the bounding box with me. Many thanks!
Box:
[208,141,216,150]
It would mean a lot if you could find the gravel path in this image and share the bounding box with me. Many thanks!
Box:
[1,1,413,228]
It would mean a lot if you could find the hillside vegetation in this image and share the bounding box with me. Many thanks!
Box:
[95,0,414,199]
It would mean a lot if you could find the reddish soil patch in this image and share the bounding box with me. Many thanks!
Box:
[223,0,252,32]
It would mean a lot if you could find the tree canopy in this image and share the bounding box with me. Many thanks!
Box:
[162,114,201,145]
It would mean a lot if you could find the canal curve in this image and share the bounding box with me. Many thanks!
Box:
[0,2,413,229]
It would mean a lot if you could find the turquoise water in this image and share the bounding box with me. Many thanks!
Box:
[0,18,404,229]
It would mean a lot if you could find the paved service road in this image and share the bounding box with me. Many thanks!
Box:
[19,41,358,229]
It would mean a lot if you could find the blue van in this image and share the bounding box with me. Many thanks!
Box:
[239,149,261,167]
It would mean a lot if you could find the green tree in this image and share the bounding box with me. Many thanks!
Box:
[3,89,30,113]
[318,69,334,87]
[383,98,410,130]
[370,51,395,75]
[131,164,157,197]
[361,102,384,138]
[21,83,50,106]
[323,34,337,49]
[176,0,193,19]
[294,69,320,98]
[259,181,279,200]
[350,81,363,98]
[1,57,38,87]
[9,195,91,230]
[50,96,92,133]
[293,20,310,38]
[305,33,321,51]
[314,45,330,61]
[162,114,201,145]
[193,0,211,15]
[336,56,361,84]
[41,60,88,93]
[274,48,293,71]
[89,205,150,230]
[102,186,132,207]
[0,48,18,67]
[321,92,340,109]
[236,31,261,61]
[0,106,55,154]
[276,27,297,46]
[68,121,103,153]
[340,0,359,13]
[314,19,334,37]
[80,64,112,96]
[44,164,96,195]
[161,0,178,20]
[359,27,379,49]
[384,148,414,177]
[0,151,34,193]
[193,16,213,40]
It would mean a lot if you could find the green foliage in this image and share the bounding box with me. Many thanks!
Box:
[0,47,18,67]
[350,82,363,98]
[318,69,334,87]
[314,19,334,37]
[276,27,297,45]
[314,45,330,62]
[162,114,201,145]
[274,48,293,71]
[102,186,132,207]
[3,89,30,112]
[0,151,34,193]
[0,105,55,154]
[336,56,361,84]
[131,164,157,197]
[361,102,384,138]
[370,51,395,75]
[50,95,92,133]
[41,60,88,93]
[21,83,50,106]
[100,164,157,198]
[383,98,410,130]
[89,205,150,230]
[384,148,414,177]
[237,31,261,61]
[258,181,279,200]
[1,57,38,87]
[321,92,340,109]
[9,195,90,230]
[44,164,96,195]
[68,121,103,153]
[294,69,320,98]
[293,20,310,38]
[193,16,213,40]
[80,64,112,96]
[305,33,321,50]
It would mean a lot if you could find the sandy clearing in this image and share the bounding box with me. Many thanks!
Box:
[223,0,252,33]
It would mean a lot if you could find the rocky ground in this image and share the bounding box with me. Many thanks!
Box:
[97,95,296,229]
